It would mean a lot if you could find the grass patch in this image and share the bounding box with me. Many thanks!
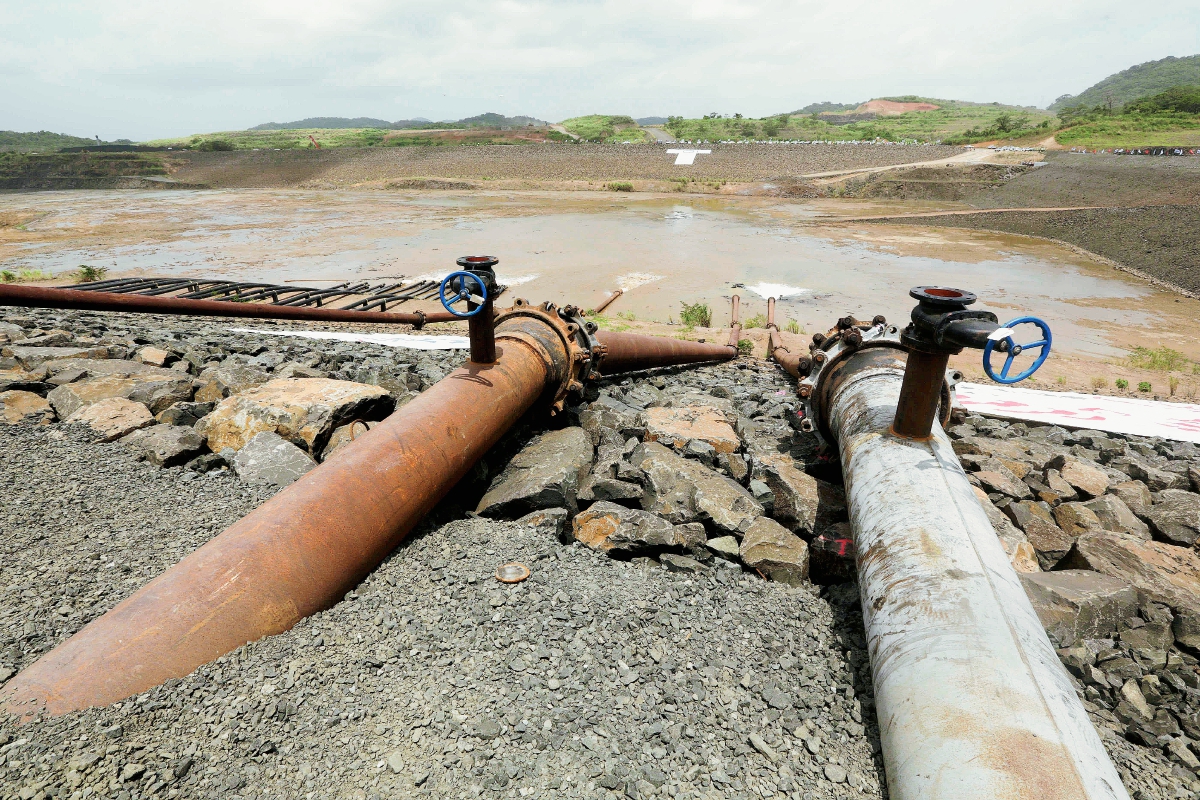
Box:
[606,181,633,192]
[737,339,754,356]
[784,320,803,334]
[559,116,650,143]
[1128,346,1191,372]
[742,314,766,329]
[679,302,712,328]
[1,268,54,283]
[76,265,108,283]
[1116,378,1129,390]
[1056,113,1200,148]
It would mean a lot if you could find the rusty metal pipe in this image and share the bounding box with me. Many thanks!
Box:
[595,330,735,374]
[0,284,459,327]
[725,294,741,349]
[765,297,805,379]
[1,308,734,718]
[796,319,1128,800]
[593,289,623,314]
[890,349,951,439]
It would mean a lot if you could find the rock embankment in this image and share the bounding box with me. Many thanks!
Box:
[1,307,1199,799]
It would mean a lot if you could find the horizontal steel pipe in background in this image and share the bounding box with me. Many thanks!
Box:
[0,284,459,326]
[595,331,735,374]
[824,349,1128,800]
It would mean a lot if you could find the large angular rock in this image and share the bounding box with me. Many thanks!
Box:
[635,441,762,535]
[641,405,740,454]
[196,378,394,455]
[233,431,317,487]
[0,367,51,395]
[975,469,1032,500]
[126,378,195,415]
[1084,494,1150,540]
[756,453,819,535]
[120,424,205,467]
[194,362,271,403]
[44,360,184,419]
[1060,531,1200,649]
[1052,502,1102,538]
[0,321,26,343]
[1048,455,1109,498]
[1019,570,1138,647]
[979,496,1039,573]
[1125,459,1190,492]
[155,401,215,428]
[2,345,109,369]
[476,427,594,517]
[1005,500,1074,569]
[65,397,154,441]
[0,390,54,425]
[1144,490,1200,547]
[579,395,643,442]
[739,517,809,586]
[1109,480,1152,517]
[572,501,706,555]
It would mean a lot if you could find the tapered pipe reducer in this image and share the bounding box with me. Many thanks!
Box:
[826,350,1128,800]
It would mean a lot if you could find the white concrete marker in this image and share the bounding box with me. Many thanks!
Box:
[665,149,711,165]
[231,328,469,351]
[957,382,1200,443]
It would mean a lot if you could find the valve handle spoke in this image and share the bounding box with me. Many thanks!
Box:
[983,316,1052,385]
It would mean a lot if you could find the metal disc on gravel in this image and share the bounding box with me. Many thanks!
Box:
[495,562,530,583]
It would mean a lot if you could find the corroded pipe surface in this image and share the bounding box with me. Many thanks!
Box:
[595,331,735,374]
[0,318,566,718]
[827,350,1128,800]
[725,294,741,349]
[765,296,805,379]
[593,289,623,314]
[0,284,458,326]
[890,348,951,439]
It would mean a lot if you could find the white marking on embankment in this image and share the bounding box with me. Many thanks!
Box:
[230,328,469,351]
[956,383,1200,443]
[666,149,711,165]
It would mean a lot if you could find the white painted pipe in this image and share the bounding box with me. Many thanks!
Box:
[827,358,1129,800]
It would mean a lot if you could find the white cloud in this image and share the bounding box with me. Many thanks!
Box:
[1,0,1197,139]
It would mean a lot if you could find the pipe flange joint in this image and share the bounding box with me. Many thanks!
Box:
[493,299,590,413]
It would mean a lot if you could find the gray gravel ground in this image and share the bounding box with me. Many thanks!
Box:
[0,308,1196,800]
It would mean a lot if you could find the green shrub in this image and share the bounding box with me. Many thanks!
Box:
[1138,381,1152,392]
[76,265,108,283]
[1115,378,1129,390]
[679,302,711,328]
[737,339,754,355]
[0,270,15,283]
[785,319,802,334]
[606,182,633,192]
[195,139,235,151]
[742,314,766,329]
[1128,345,1190,372]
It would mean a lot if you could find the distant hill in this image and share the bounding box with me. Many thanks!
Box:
[1051,54,1200,111]
[250,117,431,130]
[793,101,862,115]
[249,114,545,131]
[0,130,112,153]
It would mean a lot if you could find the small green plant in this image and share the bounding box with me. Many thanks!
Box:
[1090,376,1107,389]
[1128,345,1190,372]
[1138,381,1152,393]
[679,302,712,328]
[0,270,15,283]
[785,319,802,334]
[606,181,633,192]
[737,339,754,356]
[617,311,636,322]
[76,265,108,283]
[742,314,766,329]
[1170,376,1180,396]
[1115,378,1129,390]
[1056,376,1067,386]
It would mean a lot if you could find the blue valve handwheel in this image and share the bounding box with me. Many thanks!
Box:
[983,316,1052,384]
[438,271,489,318]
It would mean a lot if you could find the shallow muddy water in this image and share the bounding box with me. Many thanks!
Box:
[2,189,1197,360]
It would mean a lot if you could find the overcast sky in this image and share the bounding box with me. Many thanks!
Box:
[3,0,1198,141]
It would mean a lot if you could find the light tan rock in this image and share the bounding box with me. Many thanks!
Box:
[134,346,171,367]
[196,378,394,454]
[1049,455,1109,498]
[65,397,155,442]
[1053,502,1103,538]
[739,516,809,585]
[2,345,109,369]
[43,360,185,419]
[572,501,705,555]
[194,362,270,403]
[0,390,55,425]
[641,405,740,454]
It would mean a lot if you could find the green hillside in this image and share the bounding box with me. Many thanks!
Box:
[0,131,108,153]
[1051,54,1200,112]
[559,116,651,143]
